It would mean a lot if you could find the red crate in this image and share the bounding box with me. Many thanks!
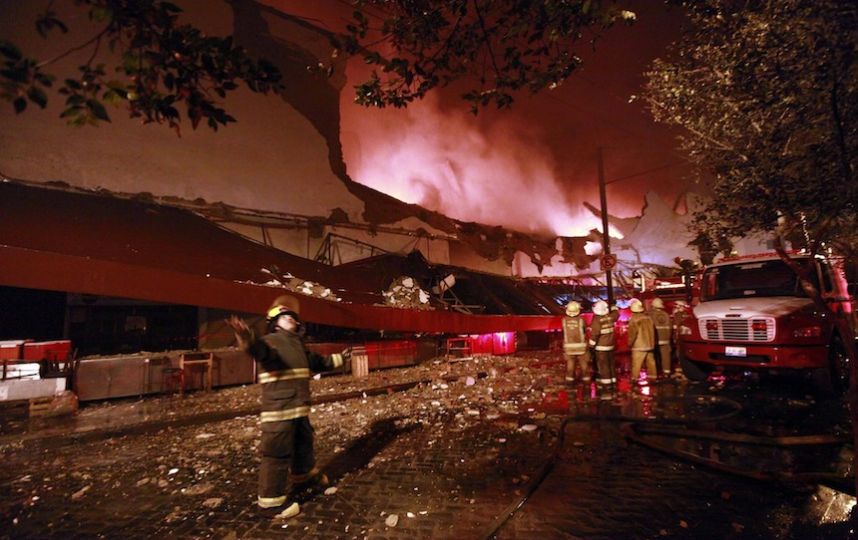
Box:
[364,340,417,369]
[461,333,517,356]
[0,340,26,360]
[307,341,417,370]
[22,340,72,361]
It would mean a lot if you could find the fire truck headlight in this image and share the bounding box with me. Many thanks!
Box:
[793,325,822,338]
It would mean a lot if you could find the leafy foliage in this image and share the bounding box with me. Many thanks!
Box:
[2,0,638,131]
[338,0,636,112]
[645,0,857,262]
[1,0,282,134]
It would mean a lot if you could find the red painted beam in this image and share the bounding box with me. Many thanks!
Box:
[0,245,561,333]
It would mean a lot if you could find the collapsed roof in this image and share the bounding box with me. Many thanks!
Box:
[0,181,561,333]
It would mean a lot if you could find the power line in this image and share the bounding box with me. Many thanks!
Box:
[606,160,692,184]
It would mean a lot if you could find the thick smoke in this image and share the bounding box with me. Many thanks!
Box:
[341,93,612,238]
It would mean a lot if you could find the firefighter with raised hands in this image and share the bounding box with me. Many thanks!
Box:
[562,300,591,383]
[649,298,672,377]
[227,295,345,520]
[628,298,657,388]
[588,300,617,395]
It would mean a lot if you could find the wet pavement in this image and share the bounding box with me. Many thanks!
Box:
[0,353,855,539]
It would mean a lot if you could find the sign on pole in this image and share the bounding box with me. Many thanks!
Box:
[601,254,617,271]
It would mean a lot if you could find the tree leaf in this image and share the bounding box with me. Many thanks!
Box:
[27,86,47,108]
[86,99,110,121]
[90,6,113,23]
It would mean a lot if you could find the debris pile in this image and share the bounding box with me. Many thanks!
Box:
[382,276,433,310]
[253,268,341,302]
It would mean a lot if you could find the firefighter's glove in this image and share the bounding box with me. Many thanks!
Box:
[226,316,254,350]
[340,347,353,373]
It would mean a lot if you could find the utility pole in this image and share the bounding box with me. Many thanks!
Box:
[597,147,614,305]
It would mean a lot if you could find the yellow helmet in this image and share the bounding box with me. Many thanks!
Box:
[565,301,581,316]
[267,295,300,321]
[651,298,665,310]
[630,298,644,313]
[593,300,609,316]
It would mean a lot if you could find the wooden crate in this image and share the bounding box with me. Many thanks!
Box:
[28,396,53,417]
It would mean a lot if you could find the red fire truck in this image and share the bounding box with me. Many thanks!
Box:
[677,253,855,393]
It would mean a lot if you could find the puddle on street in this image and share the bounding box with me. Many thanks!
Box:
[521,370,855,495]
[531,379,742,423]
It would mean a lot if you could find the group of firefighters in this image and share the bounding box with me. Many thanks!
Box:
[229,293,691,519]
[562,297,689,394]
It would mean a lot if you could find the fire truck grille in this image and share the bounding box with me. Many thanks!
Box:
[699,318,776,342]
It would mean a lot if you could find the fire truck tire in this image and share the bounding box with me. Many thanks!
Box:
[810,367,835,397]
[828,335,850,396]
[813,336,850,397]
[679,356,710,382]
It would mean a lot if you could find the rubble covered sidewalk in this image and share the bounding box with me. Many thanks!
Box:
[0,354,853,539]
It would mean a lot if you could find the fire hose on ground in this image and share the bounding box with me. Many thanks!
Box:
[480,394,854,539]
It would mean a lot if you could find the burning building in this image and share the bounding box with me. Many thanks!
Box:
[0,0,710,401]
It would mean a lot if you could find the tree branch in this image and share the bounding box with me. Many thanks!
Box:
[36,26,111,68]
[84,33,102,67]
[472,0,501,80]
[830,69,854,187]
[647,97,743,156]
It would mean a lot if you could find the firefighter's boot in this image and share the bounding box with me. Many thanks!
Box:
[292,466,329,488]
[274,502,300,520]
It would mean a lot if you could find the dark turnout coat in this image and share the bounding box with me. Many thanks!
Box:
[247,328,342,429]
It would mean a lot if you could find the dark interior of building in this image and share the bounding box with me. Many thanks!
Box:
[0,286,65,342]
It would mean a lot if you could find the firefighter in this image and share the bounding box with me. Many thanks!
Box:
[227,295,345,519]
[671,300,690,379]
[588,300,617,393]
[562,300,591,383]
[649,298,672,377]
[628,298,657,387]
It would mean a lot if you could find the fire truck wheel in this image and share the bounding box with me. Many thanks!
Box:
[813,336,851,397]
[828,335,850,396]
[810,367,835,397]
[679,356,710,382]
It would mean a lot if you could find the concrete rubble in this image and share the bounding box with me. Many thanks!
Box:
[382,276,433,310]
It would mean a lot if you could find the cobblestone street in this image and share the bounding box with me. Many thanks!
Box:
[1,353,854,539]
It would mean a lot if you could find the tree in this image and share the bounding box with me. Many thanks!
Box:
[645,0,857,499]
[0,1,283,134]
[1,0,635,133]
[338,0,636,112]
[646,0,857,263]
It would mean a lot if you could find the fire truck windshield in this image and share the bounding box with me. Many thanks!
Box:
[700,259,819,301]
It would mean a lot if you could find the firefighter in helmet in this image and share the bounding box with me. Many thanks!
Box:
[588,300,618,392]
[562,300,591,383]
[649,298,672,377]
[671,300,690,379]
[628,298,657,387]
[227,295,346,519]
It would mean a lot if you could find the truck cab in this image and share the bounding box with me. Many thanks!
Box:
[677,253,854,392]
